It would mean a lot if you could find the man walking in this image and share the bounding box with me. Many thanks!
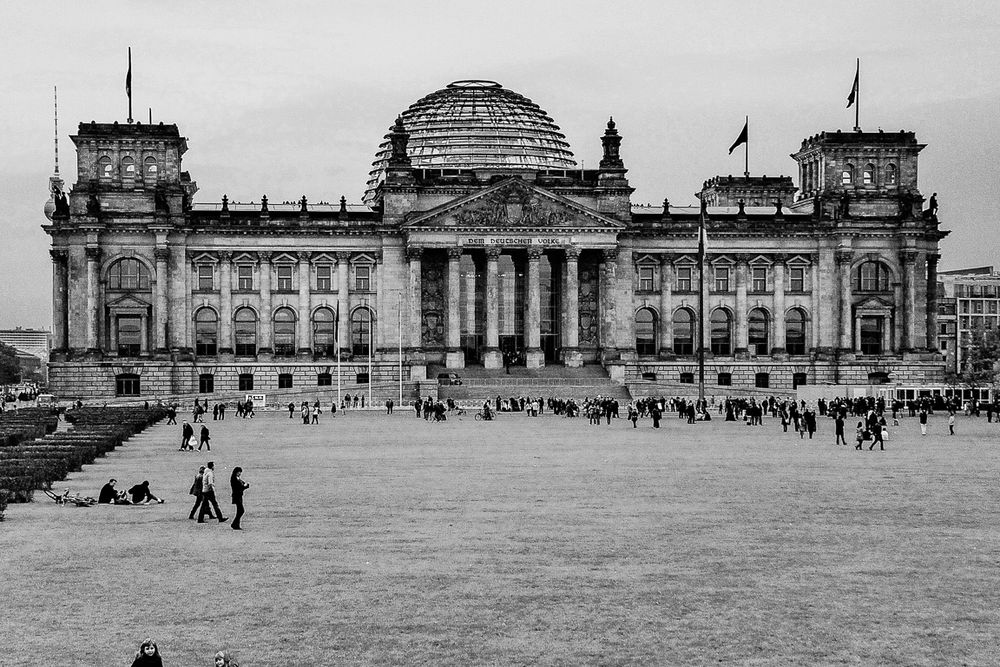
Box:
[197,461,228,524]
[919,408,928,436]
[835,414,847,445]
[180,420,194,451]
[198,424,211,451]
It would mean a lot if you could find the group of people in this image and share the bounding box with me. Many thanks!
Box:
[187,461,249,529]
[179,421,212,451]
[288,400,325,424]
[128,637,239,666]
[98,478,164,505]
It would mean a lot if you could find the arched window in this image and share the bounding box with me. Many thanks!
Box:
[107,258,151,290]
[710,309,732,355]
[885,163,897,185]
[635,307,657,355]
[748,308,769,355]
[234,308,257,356]
[841,164,854,185]
[863,163,875,186]
[312,307,337,356]
[144,156,158,180]
[98,155,113,179]
[352,308,373,356]
[194,308,218,356]
[273,307,296,356]
[672,308,694,355]
[121,156,135,179]
[785,308,807,355]
[857,261,890,292]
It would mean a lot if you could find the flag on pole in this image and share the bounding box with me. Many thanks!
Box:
[126,48,132,98]
[846,59,859,108]
[728,119,748,155]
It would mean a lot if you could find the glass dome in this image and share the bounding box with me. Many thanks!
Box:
[363,80,577,206]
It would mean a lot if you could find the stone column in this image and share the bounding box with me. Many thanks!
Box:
[734,256,748,357]
[900,250,918,352]
[297,251,312,356]
[50,249,68,353]
[483,247,502,368]
[658,253,673,357]
[810,255,821,352]
[836,251,853,353]
[169,241,187,352]
[599,248,618,360]
[337,251,351,356]
[218,251,233,356]
[524,247,544,368]
[772,254,787,355]
[561,248,582,367]
[258,251,273,356]
[85,246,101,354]
[374,251,384,354]
[926,252,940,351]
[406,247,423,351]
[445,247,464,368]
[154,247,170,354]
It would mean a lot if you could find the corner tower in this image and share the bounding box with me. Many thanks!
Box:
[790,130,924,217]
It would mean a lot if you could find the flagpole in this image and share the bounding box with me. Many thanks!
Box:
[397,294,403,407]
[336,308,342,412]
[743,115,749,178]
[854,58,860,132]
[368,307,373,410]
[698,198,706,404]
[126,47,133,124]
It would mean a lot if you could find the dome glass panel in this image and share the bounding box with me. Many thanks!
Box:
[363,80,577,205]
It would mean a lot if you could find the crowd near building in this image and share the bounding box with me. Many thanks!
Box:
[42,79,949,399]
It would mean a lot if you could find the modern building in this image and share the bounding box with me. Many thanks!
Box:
[0,327,51,359]
[42,79,948,398]
[937,267,1000,374]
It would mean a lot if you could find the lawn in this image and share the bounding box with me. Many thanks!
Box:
[1,407,999,666]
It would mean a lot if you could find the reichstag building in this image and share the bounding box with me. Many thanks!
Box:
[43,79,948,398]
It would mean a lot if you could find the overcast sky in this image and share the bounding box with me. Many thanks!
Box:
[2,1,998,329]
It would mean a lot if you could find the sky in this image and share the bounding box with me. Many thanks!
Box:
[2,0,998,329]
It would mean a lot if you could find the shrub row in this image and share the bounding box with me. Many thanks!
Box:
[0,407,166,519]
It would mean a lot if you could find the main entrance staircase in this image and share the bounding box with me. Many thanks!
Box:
[430,363,631,405]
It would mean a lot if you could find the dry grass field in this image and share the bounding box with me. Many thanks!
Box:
[2,406,999,666]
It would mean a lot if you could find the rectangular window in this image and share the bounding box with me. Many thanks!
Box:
[238,374,254,391]
[316,265,332,291]
[277,266,293,291]
[117,315,142,357]
[755,372,770,388]
[717,372,732,386]
[199,374,214,394]
[973,301,984,314]
[317,373,332,386]
[788,267,805,292]
[237,266,253,291]
[941,340,948,350]
[278,373,293,389]
[751,267,767,293]
[676,266,692,292]
[638,266,655,292]
[198,264,214,291]
[714,267,730,292]
[792,372,807,389]
[115,374,140,397]
[355,265,371,292]
[356,372,370,384]
[679,372,695,384]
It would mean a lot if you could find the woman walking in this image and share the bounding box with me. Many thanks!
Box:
[230,466,250,530]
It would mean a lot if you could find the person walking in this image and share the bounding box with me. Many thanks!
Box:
[188,466,214,520]
[288,401,295,419]
[230,466,249,530]
[180,421,194,451]
[198,461,228,524]
[312,401,321,424]
[919,408,928,436]
[198,424,211,451]
[948,411,956,435]
[835,415,847,445]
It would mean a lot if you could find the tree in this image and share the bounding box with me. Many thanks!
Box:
[961,326,1000,391]
[0,343,20,385]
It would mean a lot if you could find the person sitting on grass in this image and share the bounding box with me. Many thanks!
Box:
[130,637,163,667]
[98,479,131,504]
[214,650,240,667]
[128,480,165,505]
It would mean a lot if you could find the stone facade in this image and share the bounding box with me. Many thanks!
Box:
[42,83,949,399]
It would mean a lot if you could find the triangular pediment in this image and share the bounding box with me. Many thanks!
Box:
[857,295,894,309]
[107,294,151,309]
[403,178,625,231]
